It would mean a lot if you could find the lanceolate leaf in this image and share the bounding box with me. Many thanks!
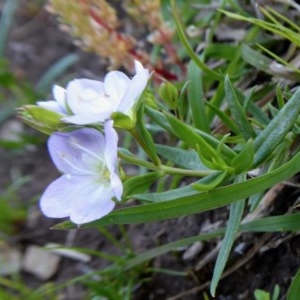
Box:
[123,172,163,200]
[253,87,300,166]
[224,75,256,140]
[155,144,209,170]
[54,150,300,229]
[287,267,300,300]
[187,59,210,132]
[210,175,246,296]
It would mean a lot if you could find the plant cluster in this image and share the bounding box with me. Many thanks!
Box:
[3,0,300,298]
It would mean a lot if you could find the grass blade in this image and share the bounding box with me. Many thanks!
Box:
[210,175,246,296]
[0,0,18,57]
[287,267,300,300]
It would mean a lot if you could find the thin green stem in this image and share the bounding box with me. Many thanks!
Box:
[118,150,160,171]
[97,226,124,251]
[119,150,214,177]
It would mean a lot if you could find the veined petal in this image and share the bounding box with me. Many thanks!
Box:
[48,128,106,175]
[69,176,115,224]
[104,71,130,104]
[117,68,150,115]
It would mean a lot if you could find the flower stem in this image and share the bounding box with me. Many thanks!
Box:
[119,150,214,177]
[118,150,160,171]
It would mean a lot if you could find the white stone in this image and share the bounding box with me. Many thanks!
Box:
[22,245,61,280]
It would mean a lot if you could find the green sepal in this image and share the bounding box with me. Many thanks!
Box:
[111,112,135,130]
[123,171,164,201]
[192,171,228,191]
[17,105,65,135]
[231,139,254,173]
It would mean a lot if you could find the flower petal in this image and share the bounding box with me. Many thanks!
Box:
[66,79,115,124]
[134,60,145,73]
[53,85,67,112]
[40,175,78,218]
[69,177,115,224]
[40,175,116,224]
[104,120,123,200]
[117,67,149,115]
[48,128,106,175]
[104,71,130,104]
[62,113,108,125]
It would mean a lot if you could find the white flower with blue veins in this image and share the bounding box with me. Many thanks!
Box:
[37,60,150,125]
[40,121,123,224]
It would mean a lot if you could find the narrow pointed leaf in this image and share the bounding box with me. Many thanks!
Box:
[210,175,246,296]
[225,75,256,140]
[166,113,236,160]
[192,171,228,191]
[171,0,223,80]
[253,87,300,166]
[155,144,209,171]
[135,104,160,165]
[187,60,210,132]
[231,139,254,173]
[123,172,163,200]
[287,267,300,300]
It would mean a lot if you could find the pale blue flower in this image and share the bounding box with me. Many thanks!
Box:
[37,60,150,125]
[40,121,122,224]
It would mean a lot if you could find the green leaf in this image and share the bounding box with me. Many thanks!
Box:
[166,112,236,161]
[134,104,160,165]
[170,0,223,80]
[210,175,246,297]
[54,150,300,229]
[192,171,228,191]
[231,139,254,173]
[253,86,300,166]
[134,174,221,203]
[123,172,163,200]
[145,106,175,135]
[187,59,210,132]
[241,44,273,74]
[254,289,270,300]
[206,102,240,135]
[156,144,209,170]
[287,267,300,300]
[224,75,256,140]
